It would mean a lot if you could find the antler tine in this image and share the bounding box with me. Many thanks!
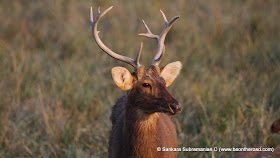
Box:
[139,10,179,67]
[135,42,143,68]
[90,6,142,68]
[138,20,159,39]
[160,10,168,23]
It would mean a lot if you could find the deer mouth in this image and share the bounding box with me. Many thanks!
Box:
[160,103,182,115]
[169,103,182,115]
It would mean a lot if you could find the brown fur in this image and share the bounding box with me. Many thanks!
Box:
[271,119,280,134]
[108,65,180,158]
[235,119,280,158]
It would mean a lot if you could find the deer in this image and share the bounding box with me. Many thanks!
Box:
[90,6,182,158]
[271,119,280,134]
[235,119,280,158]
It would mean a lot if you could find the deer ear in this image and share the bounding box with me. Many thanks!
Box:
[111,67,134,90]
[160,61,182,87]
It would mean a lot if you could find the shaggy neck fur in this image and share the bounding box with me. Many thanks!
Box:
[125,103,160,158]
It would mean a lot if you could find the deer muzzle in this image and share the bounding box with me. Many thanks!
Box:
[169,103,182,115]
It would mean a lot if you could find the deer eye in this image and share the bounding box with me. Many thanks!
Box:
[142,83,151,88]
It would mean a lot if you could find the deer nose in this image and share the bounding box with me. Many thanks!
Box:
[170,103,182,115]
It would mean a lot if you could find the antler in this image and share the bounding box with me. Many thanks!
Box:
[90,6,142,68]
[139,10,179,66]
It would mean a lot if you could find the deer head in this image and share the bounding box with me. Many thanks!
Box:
[90,6,182,115]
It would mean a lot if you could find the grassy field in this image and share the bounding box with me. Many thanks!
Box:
[0,0,280,157]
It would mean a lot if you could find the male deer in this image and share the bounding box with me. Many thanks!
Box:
[90,6,182,158]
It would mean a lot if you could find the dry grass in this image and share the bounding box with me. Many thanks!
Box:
[0,0,280,157]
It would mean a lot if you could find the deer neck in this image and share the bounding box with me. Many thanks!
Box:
[125,104,160,157]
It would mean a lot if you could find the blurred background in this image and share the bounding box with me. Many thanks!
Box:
[0,0,280,157]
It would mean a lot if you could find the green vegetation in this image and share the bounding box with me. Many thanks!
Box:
[0,0,279,157]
